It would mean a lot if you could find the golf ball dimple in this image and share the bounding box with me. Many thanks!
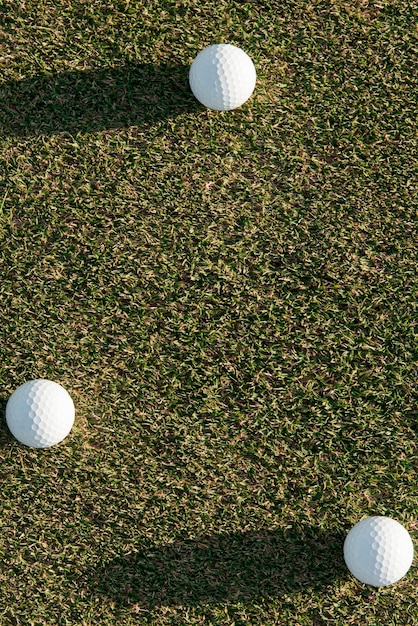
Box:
[189,43,256,111]
[344,516,414,587]
[6,379,75,448]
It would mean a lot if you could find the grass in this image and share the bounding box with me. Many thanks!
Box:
[0,0,417,624]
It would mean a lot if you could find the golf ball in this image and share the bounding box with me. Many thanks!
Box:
[6,379,75,448]
[189,43,256,111]
[344,516,414,587]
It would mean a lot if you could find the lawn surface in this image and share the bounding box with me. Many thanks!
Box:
[0,1,417,624]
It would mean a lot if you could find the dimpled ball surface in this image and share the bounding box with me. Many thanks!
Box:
[189,44,256,111]
[6,379,75,448]
[344,516,414,587]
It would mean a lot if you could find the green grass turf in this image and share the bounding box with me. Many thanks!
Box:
[0,1,417,623]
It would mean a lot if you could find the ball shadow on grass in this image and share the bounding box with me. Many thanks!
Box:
[0,397,12,446]
[0,63,201,137]
[87,527,346,608]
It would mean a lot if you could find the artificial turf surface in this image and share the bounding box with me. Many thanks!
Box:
[0,1,417,624]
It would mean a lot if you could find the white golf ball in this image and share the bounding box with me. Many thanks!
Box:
[344,516,414,587]
[189,43,256,111]
[6,379,75,448]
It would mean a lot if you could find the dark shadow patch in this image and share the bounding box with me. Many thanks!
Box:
[86,526,346,608]
[0,63,201,136]
[0,397,12,446]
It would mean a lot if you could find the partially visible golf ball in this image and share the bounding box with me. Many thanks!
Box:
[6,379,75,448]
[344,516,414,587]
[189,43,256,111]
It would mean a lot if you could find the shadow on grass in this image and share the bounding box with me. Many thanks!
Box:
[0,63,201,136]
[0,397,12,445]
[87,527,346,608]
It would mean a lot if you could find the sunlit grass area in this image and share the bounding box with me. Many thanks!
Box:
[0,1,416,624]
